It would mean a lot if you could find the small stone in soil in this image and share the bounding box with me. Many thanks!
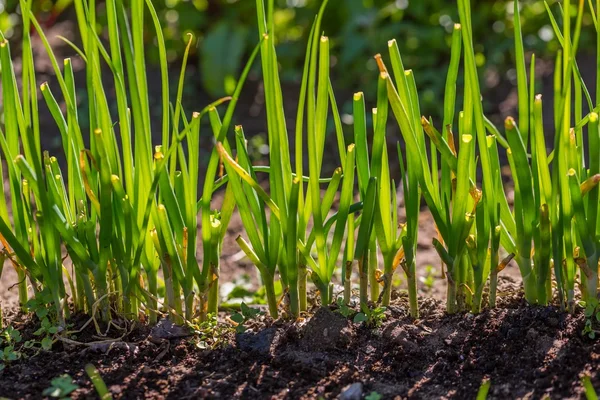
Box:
[339,382,363,400]
[150,319,192,340]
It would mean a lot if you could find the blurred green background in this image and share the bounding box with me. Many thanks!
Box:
[0,0,596,123]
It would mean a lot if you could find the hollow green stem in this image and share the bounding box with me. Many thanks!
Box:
[406,259,419,319]
[298,262,308,312]
[368,239,379,302]
[359,255,369,306]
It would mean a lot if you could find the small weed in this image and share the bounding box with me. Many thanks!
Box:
[192,314,233,349]
[42,374,79,399]
[582,299,600,339]
[33,318,58,350]
[1,326,22,343]
[221,276,284,309]
[0,325,22,370]
[365,392,383,400]
[230,302,262,333]
[23,292,62,350]
[354,304,387,328]
[335,297,354,318]
[0,345,20,371]
[419,265,436,292]
[25,289,56,320]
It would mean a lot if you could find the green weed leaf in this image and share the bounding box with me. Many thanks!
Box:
[353,313,368,323]
[230,313,244,324]
[42,374,79,398]
[41,337,53,350]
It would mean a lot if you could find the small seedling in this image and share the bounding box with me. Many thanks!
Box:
[419,265,436,292]
[42,374,79,399]
[194,315,218,350]
[33,317,58,350]
[191,313,232,349]
[353,304,387,328]
[0,325,22,371]
[335,297,354,318]
[25,290,54,320]
[366,391,383,400]
[230,302,262,333]
[1,326,22,344]
[0,345,20,371]
[582,299,600,339]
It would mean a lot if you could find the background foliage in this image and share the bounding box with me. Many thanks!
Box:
[0,0,596,118]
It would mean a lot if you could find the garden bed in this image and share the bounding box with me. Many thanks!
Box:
[0,276,595,400]
[1,0,600,398]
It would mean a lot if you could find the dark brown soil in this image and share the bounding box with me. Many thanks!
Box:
[0,277,597,400]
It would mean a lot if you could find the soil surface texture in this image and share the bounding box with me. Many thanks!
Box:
[0,277,597,400]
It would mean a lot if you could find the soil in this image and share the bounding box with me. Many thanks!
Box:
[0,277,596,400]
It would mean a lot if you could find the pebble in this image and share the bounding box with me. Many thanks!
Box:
[339,382,363,400]
[109,385,122,394]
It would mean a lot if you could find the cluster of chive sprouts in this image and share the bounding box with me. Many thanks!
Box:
[0,0,599,326]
